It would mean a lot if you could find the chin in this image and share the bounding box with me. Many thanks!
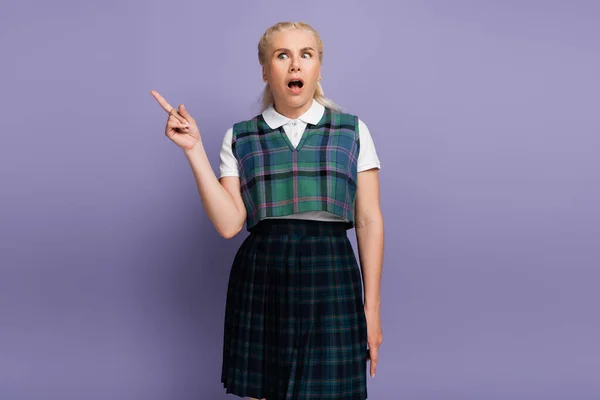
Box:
[286,96,312,108]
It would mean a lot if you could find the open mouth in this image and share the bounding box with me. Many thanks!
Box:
[287,80,304,89]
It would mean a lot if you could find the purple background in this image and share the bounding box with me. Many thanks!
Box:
[1,1,599,399]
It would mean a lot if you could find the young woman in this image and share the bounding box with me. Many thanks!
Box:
[151,21,383,400]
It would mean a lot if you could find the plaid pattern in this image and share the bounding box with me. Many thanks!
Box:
[221,219,368,399]
[232,108,360,231]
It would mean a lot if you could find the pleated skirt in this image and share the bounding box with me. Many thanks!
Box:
[221,219,368,400]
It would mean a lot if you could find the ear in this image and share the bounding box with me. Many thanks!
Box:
[262,66,268,82]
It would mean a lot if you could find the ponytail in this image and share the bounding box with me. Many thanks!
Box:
[313,82,341,111]
[260,84,274,111]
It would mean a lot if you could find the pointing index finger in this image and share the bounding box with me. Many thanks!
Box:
[150,90,175,114]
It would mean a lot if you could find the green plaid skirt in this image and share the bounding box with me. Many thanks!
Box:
[221,219,368,399]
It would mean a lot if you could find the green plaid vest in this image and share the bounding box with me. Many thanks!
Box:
[232,108,360,231]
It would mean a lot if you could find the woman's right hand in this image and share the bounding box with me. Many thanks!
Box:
[150,90,201,151]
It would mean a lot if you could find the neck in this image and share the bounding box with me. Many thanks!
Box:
[273,98,314,119]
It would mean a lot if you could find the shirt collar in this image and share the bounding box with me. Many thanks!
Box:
[262,99,325,129]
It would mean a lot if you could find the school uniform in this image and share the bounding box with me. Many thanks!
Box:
[219,99,381,400]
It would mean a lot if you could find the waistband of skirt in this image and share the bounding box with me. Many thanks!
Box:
[249,218,351,237]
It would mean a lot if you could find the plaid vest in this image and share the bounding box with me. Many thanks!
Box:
[232,108,360,231]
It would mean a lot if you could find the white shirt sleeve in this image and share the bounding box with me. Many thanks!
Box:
[357,119,381,172]
[219,128,239,178]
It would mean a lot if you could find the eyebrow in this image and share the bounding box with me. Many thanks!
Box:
[273,47,316,53]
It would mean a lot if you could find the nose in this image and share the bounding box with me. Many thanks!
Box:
[290,58,301,72]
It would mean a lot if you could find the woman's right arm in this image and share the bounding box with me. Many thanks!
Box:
[150,90,246,239]
[184,143,246,239]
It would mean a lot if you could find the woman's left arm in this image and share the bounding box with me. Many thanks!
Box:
[354,168,384,378]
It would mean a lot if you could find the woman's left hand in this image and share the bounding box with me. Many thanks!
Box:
[365,305,383,378]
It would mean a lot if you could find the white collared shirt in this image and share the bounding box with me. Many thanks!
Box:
[218,100,381,222]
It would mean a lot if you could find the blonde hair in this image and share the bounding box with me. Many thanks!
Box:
[257,21,341,112]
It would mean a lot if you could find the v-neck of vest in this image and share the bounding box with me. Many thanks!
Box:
[261,108,329,153]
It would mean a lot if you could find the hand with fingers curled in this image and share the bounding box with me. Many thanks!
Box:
[150,90,201,151]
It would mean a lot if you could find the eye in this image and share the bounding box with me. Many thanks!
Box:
[302,52,312,58]
[278,53,289,60]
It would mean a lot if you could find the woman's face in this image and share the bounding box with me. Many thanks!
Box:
[263,28,321,118]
